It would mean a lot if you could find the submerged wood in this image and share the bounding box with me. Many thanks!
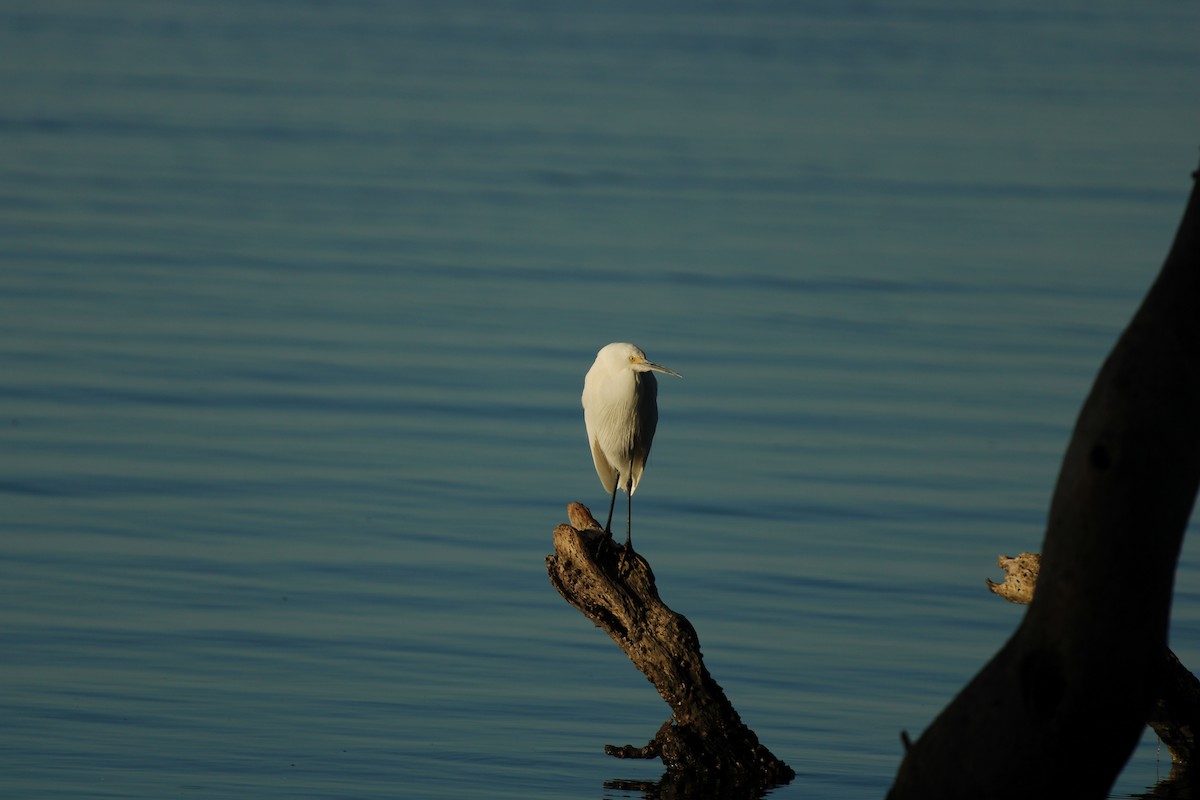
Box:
[546,502,794,788]
[987,552,1200,769]
[889,164,1200,798]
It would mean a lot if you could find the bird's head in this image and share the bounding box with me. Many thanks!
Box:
[599,342,682,378]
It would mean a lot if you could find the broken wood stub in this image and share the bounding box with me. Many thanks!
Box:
[546,502,794,787]
[985,552,1041,605]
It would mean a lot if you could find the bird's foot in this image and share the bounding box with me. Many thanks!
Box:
[593,528,615,560]
[617,541,636,575]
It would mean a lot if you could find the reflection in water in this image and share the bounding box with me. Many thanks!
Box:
[605,772,784,800]
[1133,765,1195,799]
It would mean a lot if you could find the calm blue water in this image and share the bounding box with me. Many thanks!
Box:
[3,2,1199,798]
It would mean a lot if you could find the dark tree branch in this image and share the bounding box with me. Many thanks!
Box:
[987,552,1200,773]
[546,502,794,791]
[889,162,1200,798]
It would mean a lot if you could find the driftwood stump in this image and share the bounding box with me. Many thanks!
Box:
[889,163,1200,798]
[546,502,794,791]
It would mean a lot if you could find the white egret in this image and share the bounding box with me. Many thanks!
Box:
[581,342,681,554]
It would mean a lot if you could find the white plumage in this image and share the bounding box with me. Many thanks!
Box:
[581,342,681,547]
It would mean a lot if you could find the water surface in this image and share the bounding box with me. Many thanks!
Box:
[2,2,1199,798]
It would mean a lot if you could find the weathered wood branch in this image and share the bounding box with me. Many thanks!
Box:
[546,502,794,790]
[889,162,1200,799]
[988,552,1200,769]
[985,551,1042,605]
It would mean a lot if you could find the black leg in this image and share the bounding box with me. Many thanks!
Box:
[625,478,633,552]
[624,459,635,554]
[604,471,621,534]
